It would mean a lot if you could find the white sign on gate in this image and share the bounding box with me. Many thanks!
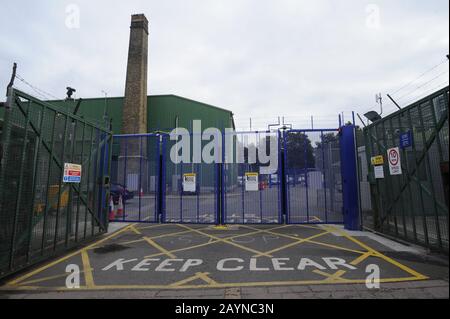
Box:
[245,173,259,192]
[183,173,197,193]
[374,165,385,179]
[387,147,402,176]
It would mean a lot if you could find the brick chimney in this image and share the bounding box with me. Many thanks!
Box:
[122,14,149,134]
[119,14,149,193]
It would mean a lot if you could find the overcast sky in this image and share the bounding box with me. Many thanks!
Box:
[0,0,448,129]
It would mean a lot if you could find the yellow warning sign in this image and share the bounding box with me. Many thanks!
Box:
[371,155,384,166]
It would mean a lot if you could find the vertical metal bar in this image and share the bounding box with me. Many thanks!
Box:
[139,137,143,221]
[26,105,45,262]
[221,130,226,225]
[92,129,101,236]
[354,126,363,229]
[196,163,200,223]
[65,119,78,247]
[429,93,448,245]
[440,90,449,242]
[154,135,159,222]
[304,132,310,222]
[99,131,111,232]
[106,132,113,228]
[41,112,57,255]
[284,131,291,224]
[122,139,128,222]
[417,103,442,249]
[53,115,69,251]
[258,132,263,223]
[407,108,429,247]
[321,131,329,223]
[84,127,95,240]
[277,130,282,224]
[0,90,13,213]
[397,114,417,242]
[430,96,445,162]
[160,135,167,223]
[180,160,183,223]
[259,183,263,223]
[9,101,32,269]
[381,120,398,235]
[241,137,245,223]
[364,127,379,229]
[388,117,408,239]
[75,123,86,241]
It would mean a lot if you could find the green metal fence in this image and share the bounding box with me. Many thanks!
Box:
[0,88,112,279]
[363,86,449,253]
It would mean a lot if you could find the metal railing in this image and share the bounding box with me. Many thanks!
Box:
[0,88,112,279]
[362,86,449,253]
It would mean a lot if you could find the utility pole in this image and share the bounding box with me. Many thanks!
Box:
[101,90,108,119]
[375,93,383,116]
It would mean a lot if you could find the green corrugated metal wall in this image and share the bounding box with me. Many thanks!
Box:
[48,95,234,135]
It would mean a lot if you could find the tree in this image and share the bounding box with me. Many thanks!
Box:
[285,132,315,169]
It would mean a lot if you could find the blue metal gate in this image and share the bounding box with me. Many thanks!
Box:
[283,129,344,224]
[110,134,161,223]
[223,131,282,224]
[111,126,357,227]
[161,133,219,224]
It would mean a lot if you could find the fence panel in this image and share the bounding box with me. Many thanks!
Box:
[363,87,449,253]
[162,133,218,224]
[111,134,160,223]
[0,89,111,279]
[223,131,282,224]
[284,130,343,224]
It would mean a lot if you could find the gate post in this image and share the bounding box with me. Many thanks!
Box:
[340,125,361,231]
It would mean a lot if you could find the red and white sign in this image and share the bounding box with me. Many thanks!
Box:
[64,163,82,183]
[387,147,402,176]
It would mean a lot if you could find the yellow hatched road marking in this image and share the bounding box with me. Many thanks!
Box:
[19,271,85,286]
[81,250,95,288]
[119,229,195,245]
[177,224,273,258]
[170,272,217,287]
[135,224,171,231]
[313,270,348,282]
[350,251,374,266]
[144,238,217,258]
[6,224,137,286]
[143,237,177,259]
[241,225,366,255]
[143,226,291,258]
[129,225,142,235]
[253,231,331,257]
[324,225,428,280]
[3,223,430,291]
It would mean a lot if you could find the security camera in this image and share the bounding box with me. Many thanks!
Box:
[66,87,76,100]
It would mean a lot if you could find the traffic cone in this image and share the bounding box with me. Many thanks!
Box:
[116,195,124,218]
[108,197,115,221]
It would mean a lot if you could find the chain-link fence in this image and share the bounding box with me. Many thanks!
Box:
[0,89,112,279]
[362,86,449,253]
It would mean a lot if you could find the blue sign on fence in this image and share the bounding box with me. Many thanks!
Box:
[400,131,413,149]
